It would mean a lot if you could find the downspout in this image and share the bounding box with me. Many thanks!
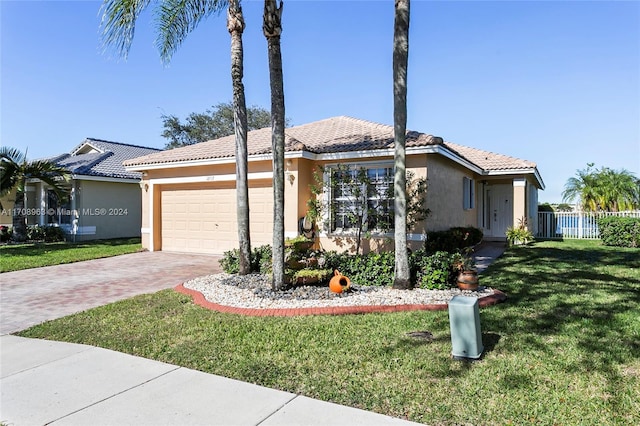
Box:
[71,180,77,243]
[38,181,46,226]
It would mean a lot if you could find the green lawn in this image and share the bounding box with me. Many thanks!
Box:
[17,240,640,425]
[0,238,142,272]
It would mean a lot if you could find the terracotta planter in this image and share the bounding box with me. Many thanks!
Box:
[329,270,351,294]
[457,270,479,291]
[286,259,306,269]
[297,275,320,285]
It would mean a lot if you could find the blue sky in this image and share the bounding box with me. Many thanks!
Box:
[1,0,638,203]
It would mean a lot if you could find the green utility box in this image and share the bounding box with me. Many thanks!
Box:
[448,296,484,360]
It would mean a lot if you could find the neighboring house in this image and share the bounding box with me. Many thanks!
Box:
[124,116,544,254]
[0,139,161,240]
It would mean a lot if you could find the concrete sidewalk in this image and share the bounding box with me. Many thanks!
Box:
[1,335,420,425]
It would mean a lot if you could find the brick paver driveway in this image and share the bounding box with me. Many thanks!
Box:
[0,252,221,334]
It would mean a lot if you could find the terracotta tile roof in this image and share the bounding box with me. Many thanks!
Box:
[124,116,443,167]
[443,141,537,171]
[124,116,536,174]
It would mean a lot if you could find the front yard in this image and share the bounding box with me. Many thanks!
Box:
[17,240,640,425]
[0,238,142,272]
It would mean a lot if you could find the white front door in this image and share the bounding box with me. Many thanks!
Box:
[484,184,513,239]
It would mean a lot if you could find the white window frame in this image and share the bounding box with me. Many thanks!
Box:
[324,161,395,236]
[463,176,476,210]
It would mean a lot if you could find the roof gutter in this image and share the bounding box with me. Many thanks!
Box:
[485,168,546,190]
[124,145,544,188]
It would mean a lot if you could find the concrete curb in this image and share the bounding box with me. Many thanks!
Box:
[174,284,507,316]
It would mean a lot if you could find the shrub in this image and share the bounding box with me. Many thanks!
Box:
[23,225,66,243]
[252,244,273,273]
[324,249,460,289]
[424,226,483,253]
[0,226,11,242]
[221,241,470,290]
[597,216,640,248]
[220,244,273,274]
[506,226,534,246]
[411,249,459,290]
[43,226,66,242]
[324,250,395,287]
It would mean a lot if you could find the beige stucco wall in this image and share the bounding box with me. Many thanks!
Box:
[306,155,428,254]
[424,155,479,231]
[73,180,142,240]
[136,152,539,254]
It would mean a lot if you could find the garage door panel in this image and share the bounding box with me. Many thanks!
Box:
[161,182,273,254]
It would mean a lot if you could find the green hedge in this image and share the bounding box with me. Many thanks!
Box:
[220,225,484,288]
[411,249,460,290]
[24,225,66,243]
[221,246,462,290]
[323,251,396,287]
[597,217,640,248]
[424,226,483,253]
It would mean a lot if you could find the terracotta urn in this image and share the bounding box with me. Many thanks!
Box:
[457,270,479,291]
[329,270,351,293]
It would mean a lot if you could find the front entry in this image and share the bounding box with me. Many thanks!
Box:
[483,184,513,240]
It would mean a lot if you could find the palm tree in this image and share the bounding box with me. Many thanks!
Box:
[0,147,69,241]
[392,0,411,290]
[263,0,286,291]
[562,164,600,212]
[100,0,253,274]
[562,164,640,212]
[227,0,251,274]
[597,167,639,212]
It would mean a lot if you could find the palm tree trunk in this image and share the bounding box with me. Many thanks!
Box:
[12,188,27,242]
[263,0,286,291]
[228,0,251,275]
[392,0,411,290]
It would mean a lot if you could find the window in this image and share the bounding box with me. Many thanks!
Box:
[329,164,394,232]
[47,190,72,225]
[463,177,475,210]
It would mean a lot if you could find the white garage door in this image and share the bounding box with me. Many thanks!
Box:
[160,181,273,254]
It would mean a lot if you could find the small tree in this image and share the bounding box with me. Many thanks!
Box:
[307,165,428,255]
[0,147,69,241]
[161,102,278,149]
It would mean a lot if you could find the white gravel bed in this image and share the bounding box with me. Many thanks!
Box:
[183,273,495,310]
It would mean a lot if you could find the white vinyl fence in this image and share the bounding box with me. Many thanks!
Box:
[537,211,640,239]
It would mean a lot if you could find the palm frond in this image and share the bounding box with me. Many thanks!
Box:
[0,147,26,196]
[155,0,228,64]
[0,146,26,165]
[100,0,154,59]
[0,162,21,196]
[23,161,71,199]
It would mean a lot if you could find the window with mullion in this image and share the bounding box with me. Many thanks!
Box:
[329,164,394,232]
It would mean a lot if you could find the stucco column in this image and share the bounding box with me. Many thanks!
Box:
[148,182,155,251]
[512,178,527,228]
[284,159,299,239]
[38,181,46,226]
